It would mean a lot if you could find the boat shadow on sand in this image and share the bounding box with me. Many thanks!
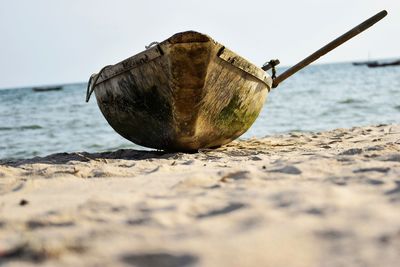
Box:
[0,142,259,168]
[0,149,175,167]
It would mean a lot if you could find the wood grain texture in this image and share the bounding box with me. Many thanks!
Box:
[92,31,272,151]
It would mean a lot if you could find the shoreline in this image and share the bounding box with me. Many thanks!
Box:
[1,124,400,266]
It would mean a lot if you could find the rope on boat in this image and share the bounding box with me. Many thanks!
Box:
[145,41,159,49]
[85,65,111,102]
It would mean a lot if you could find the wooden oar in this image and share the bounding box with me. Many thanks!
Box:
[270,10,388,88]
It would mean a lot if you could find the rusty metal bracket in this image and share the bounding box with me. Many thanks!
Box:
[262,59,280,79]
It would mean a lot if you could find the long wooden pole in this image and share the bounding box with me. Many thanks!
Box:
[272,10,388,88]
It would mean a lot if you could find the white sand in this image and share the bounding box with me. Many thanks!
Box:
[0,124,400,267]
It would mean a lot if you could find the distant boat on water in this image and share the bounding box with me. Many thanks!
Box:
[32,86,63,92]
[367,59,400,68]
[352,58,400,68]
[352,60,378,66]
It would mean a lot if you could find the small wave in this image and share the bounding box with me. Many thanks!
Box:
[394,105,400,111]
[89,144,103,149]
[20,125,43,130]
[0,125,43,131]
[338,98,364,104]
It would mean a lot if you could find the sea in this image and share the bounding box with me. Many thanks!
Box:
[0,62,399,159]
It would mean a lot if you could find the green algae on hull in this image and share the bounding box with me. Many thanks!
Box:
[217,94,261,138]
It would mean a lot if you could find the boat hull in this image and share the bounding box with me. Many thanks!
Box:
[91,31,272,151]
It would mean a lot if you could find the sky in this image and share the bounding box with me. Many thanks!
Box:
[0,0,398,89]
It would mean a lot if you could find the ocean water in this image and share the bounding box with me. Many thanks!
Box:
[0,62,399,159]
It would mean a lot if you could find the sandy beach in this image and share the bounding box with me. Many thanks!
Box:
[0,124,399,267]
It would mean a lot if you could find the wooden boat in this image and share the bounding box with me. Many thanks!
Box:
[87,31,273,151]
[86,11,387,151]
[33,86,62,92]
[352,60,378,66]
[367,59,400,68]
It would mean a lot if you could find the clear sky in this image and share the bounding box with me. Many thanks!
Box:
[0,0,398,89]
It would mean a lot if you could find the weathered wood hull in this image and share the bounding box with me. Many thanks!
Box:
[91,31,272,151]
